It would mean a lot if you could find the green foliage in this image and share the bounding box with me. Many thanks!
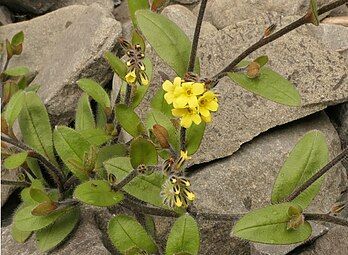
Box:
[104,52,128,80]
[11,31,24,46]
[18,92,58,166]
[151,88,173,117]
[77,79,110,110]
[29,188,51,203]
[95,144,127,178]
[53,126,91,180]
[3,66,29,76]
[136,10,199,77]
[131,28,146,51]
[74,180,123,207]
[3,151,28,170]
[232,203,312,244]
[11,224,32,243]
[166,214,200,255]
[130,137,158,168]
[36,208,79,252]
[75,93,95,131]
[227,62,301,106]
[78,128,112,146]
[108,214,157,254]
[186,122,206,155]
[310,0,319,26]
[128,0,150,27]
[115,104,144,137]
[4,90,25,128]
[104,157,166,207]
[272,130,329,209]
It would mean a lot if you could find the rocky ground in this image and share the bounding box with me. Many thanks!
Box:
[1,0,348,254]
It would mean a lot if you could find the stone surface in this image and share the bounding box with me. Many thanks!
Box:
[198,0,333,29]
[1,208,110,255]
[187,112,346,254]
[175,0,200,4]
[0,6,12,25]
[298,226,348,255]
[50,0,115,12]
[0,4,121,124]
[1,0,55,14]
[1,169,17,207]
[143,8,348,165]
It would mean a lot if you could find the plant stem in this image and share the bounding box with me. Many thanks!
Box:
[304,213,348,227]
[124,84,132,106]
[187,0,208,73]
[112,168,138,191]
[180,127,186,151]
[285,147,348,202]
[1,179,31,187]
[1,134,65,196]
[211,0,348,82]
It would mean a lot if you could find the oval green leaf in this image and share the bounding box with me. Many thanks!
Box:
[128,0,150,27]
[53,126,91,180]
[74,180,123,207]
[3,66,29,77]
[3,151,28,170]
[104,51,127,80]
[11,31,24,46]
[227,64,301,107]
[29,188,51,203]
[36,207,80,252]
[130,137,158,168]
[78,128,111,146]
[108,214,157,254]
[232,203,312,244]
[115,104,143,137]
[18,92,58,166]
[104,157,166,207]
[75,93,95,131]
[77,78,110,109]
[151,88,173,117]
[95,144,127,178]
[186,122,205,155]
[271,130,329,209]
[136,10,199,76]
[11,224,32,243]
[166,214,200,255]
[4,90,25,128]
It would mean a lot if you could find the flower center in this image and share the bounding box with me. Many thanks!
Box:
[186,89,193,96]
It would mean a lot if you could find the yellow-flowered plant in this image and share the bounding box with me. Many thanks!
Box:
[163,77,219,128]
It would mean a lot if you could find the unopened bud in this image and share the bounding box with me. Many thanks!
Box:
[152,124,170,148]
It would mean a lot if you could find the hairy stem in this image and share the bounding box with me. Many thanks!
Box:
[285,147,348,202]
[1,134,65,197]
[180,127,186,151]
[211,0,348,82]
[112,168,138,191]
[187,0,208,72]
[1,179,31,187]
[304,213,348,227]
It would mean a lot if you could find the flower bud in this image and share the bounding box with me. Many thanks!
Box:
[152,124,170,149]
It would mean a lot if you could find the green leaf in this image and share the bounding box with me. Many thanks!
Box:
[254,55,268,67]
[26,158,44,180]
[310,0,319,26]
[53,126,91,180]
[14,205,63,232]
[11,224,32,243]
[271,130,329,209]
[75,93,95,131]
[136,10,199,77]
[74,180,124,207]
[104,157,166,207]
[132,28,146,51]
[129,57,153,108]
[166,214,200,255]
[11,31,24,46]
[108,214,157,254]
[130,137,158,168]
[227,63,301,106]
[96,103,107,128]
[78,128,111,146]
[128,0,150,27]
[36,208,79,252]
[4,90,25,128]
[95,144,127,178]
[3,152,28,170]
[18,92,58,166]
[186,122,205,155]
[115,104,143,137]
[151,88,173,117]
[232,203,312,244]
[104,52,127,80]
[3,66,29,77]
[77,79,110,109]
[29,188,51,203]
[146,109,180,151]
[21,180,45,205]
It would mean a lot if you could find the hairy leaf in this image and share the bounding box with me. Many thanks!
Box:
[128,0,150,26]
[3,66,29,76]
[186,122,205,155]
[3,151,28,170]
[75,93,95,131]
[115,104,143,137]
[78,128,111,146]
[130,137,158,168]
[4,90,25,128]
[77,79,110,110]
[104,51,127,80]
[11,224,31,243]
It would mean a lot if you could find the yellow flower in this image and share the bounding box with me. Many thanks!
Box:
[125,69,136,84]
[180,150,191,161]
[139,71,149,86]
[173,82,205,108]
[172,107,201,128]
[198,91,219,123]
[163,77,182,104]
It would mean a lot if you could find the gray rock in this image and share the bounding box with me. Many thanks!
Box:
[1,208,110,255]
[298,226,348,255]
[0,6,12,25]
[0,0,55,15]
[175,0,200,4]
[1,169,17,207]
[0,4,121,124]
[188,112,346,255]
[50,0,115,12]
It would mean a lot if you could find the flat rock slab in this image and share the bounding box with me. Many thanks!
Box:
[50,0,115,12]
[188,112,346,255]
[1,0,55,14]
[0,4,121,124]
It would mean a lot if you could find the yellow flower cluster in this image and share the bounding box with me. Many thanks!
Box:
[162,77,219,128]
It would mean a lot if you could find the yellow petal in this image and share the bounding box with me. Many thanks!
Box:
[173,77,182,87]
[162,80,174,92]
[172,108,187,117]
[164,93,174,104]
[202,114,212,123]
[199,107,210,117]
[181,115,192,128]
[207,101,219,111]
[187,96,198,108]
[192,82,205,95]
[192,114,202,125]
[173,96,187,108]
